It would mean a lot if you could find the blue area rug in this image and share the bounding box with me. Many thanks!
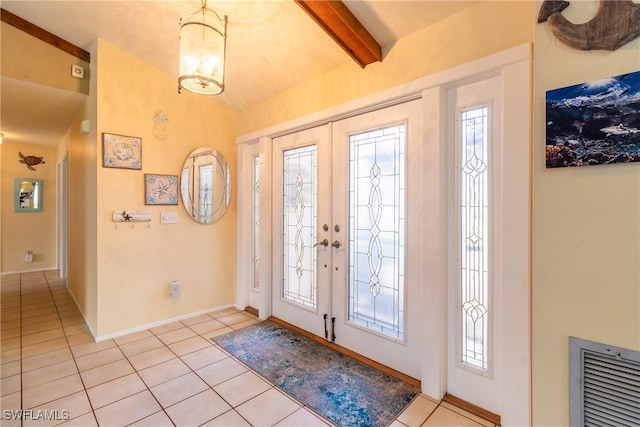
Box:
[212,320,419,427]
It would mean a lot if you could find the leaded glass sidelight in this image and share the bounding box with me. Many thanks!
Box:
[282,146,317,309]
[348,125,405,340]
[459,106,490,372]
[252,155,260,291]
[198,164,213,223]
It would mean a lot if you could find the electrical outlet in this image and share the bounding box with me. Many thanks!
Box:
[169,281,181,298]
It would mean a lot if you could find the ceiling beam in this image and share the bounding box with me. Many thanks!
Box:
[1,8,90,62]
[294,0,382,68]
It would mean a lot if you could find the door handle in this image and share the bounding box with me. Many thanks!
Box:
[314,239,329,247]
[323,314,328,339]
[331,240,342,249]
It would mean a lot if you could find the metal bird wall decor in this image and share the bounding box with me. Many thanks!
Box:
[538,0,640,51]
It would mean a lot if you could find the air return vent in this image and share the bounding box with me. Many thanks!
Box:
[569,337,640,426]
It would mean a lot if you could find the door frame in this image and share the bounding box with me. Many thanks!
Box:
[236,43,531,426]
[57,154,68,279]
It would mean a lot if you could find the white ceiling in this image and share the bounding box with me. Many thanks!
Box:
[0,0,478,147]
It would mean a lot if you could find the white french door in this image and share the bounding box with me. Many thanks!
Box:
[242,45,531,425]
[272,125,332,338]
[272,101,423,378]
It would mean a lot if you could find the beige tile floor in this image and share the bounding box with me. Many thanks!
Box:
[1,271,496,427]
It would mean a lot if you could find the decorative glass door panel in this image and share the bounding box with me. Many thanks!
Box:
[252,155,260,291]
[459,106,490,371]
[197,163,213,223]
[348,125,405,340]
[282,146,318,309]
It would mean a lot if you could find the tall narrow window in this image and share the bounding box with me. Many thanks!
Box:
[458,105,490,372]
[282,146,317,309]
[198,164,213,223]
[348,125,405,340]
[252,155,260,291]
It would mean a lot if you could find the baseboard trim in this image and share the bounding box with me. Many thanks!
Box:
[1,267,58,276]
[95,304,237,342]
[244,306,259,316]
[442,393,501,426]
[268,316,421,389]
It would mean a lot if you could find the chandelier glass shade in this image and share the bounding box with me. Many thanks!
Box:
[178,3,227,95]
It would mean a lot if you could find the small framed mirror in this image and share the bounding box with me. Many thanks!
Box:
[180,147,230,224]
[15,178,43,213]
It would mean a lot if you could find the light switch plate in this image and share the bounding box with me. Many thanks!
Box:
[160,212,178,224]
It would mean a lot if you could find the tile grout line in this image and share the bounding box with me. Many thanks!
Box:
[210,335,338,427]
[146,317,255,426]
[11,277,449,427]
[110,336,176,426]
[42,271,100,427]
[70,313,257,425]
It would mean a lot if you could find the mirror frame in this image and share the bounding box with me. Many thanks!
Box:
[14,178,43,213]
[180,147,231,224]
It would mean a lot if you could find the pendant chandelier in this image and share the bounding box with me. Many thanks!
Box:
[178,1,228,96]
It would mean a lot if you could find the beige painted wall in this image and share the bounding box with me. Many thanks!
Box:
[1,142,57,272]
[66,94,98,331]
[237,1,534,136]
[1,22,89,95]
[91,39,237,337]
[532,1,640,425]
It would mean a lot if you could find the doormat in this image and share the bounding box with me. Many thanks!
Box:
[212,320,419,427]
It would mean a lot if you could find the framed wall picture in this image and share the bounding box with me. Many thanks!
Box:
[102,133,142,170]
[546,70,640,168]
[145,174,178,205]
[14,178,43,212]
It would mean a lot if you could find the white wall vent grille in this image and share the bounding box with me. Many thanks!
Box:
[570,336,640,426]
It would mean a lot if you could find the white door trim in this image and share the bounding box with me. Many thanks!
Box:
[236,43,531,426]
[237,44,531,146]
[237,137,273,319]
[57,155,68,279]
[236,141,260,312]
[422,57,531,425]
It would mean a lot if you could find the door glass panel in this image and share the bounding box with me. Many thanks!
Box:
[282,145,317,309]
[348,125,405,340]
[459,106,490,372]
[253,155,260,291]
[198,164,213,222]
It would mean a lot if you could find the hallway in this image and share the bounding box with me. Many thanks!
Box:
[0,271,496,426]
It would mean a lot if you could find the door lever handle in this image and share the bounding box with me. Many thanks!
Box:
[331,240,342,249]
[314,239,329,247]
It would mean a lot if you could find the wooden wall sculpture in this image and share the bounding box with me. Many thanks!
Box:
[538,0,640,50]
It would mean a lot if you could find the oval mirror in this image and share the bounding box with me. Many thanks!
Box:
[180,147,230,224]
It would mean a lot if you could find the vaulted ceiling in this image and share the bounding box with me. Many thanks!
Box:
[1,1,478,146]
